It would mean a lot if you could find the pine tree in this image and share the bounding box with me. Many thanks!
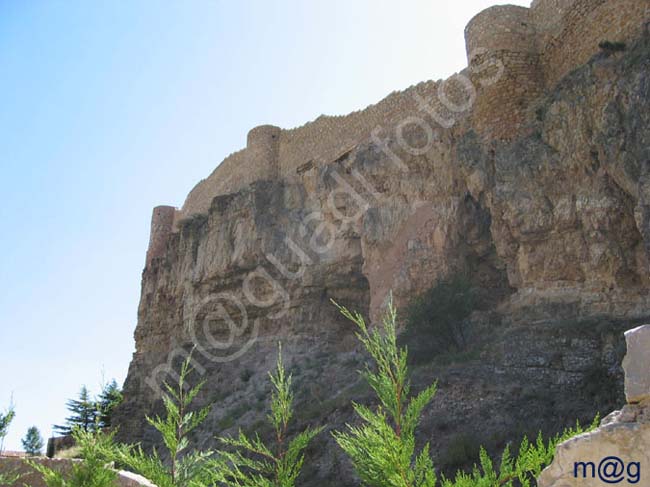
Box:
[97,380,123,428]
[54,386,98,436]
[22,425,44,456]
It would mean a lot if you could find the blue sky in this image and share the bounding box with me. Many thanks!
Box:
[0,0,528,451]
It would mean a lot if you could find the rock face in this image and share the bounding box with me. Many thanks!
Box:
[538,325,650,487]
[115,1,650,485]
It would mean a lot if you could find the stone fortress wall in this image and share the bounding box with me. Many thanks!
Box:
[146,0,649,266]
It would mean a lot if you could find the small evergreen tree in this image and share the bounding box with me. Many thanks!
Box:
[54,386,98,436]
[0,398,16,455]
[22,425,44,456]
[28,427,118,487]
[97,380,123,428]
[214,344,323,487]
[332,297,438,487]
[111,352,216,487]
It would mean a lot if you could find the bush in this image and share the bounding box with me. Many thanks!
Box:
[582,365,622,414]
[599,40,627,52]
[442,434,482,473]
[402,275,477,363]
[440,417,599,486]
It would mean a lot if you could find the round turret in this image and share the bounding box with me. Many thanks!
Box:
[464,5,543,139]
[465,5,537,59]
[247,124,281,180]
[146,205,176,266]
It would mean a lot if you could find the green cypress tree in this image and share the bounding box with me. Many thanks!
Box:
[110,352,216,487]
[332,297,438,487]
[214,344,323,487]
[22,425,44,456]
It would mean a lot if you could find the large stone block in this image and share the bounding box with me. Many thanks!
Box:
[622,325,650,404]
[538,406,650,486]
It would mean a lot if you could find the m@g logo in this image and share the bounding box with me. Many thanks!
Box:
[573,456,640,484]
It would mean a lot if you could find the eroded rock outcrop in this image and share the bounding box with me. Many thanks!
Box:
[115,1,650,484]
[538,325,650,487]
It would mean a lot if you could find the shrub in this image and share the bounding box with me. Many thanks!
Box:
[180,213,208,234]
[441,434,481,473]
[0,470,23,486]
[402,275,477,363]
[440,417,599,486]
[582,365,622,414]
[598,40,627,52]
[332,297,439,487]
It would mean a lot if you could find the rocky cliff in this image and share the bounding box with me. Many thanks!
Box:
[115,3,650,485]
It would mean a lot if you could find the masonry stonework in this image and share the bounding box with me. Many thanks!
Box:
[534,0,650,87]
[465,5,544,139]
[144,0,650,267]
[145,205,175,266]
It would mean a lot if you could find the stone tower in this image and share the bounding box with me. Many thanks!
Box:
[465,5,544,140]
[246,124,281,180]
[145,205,176,266]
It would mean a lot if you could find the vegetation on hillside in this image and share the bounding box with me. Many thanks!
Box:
[17,300,601,486]
[401,276,477,363]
